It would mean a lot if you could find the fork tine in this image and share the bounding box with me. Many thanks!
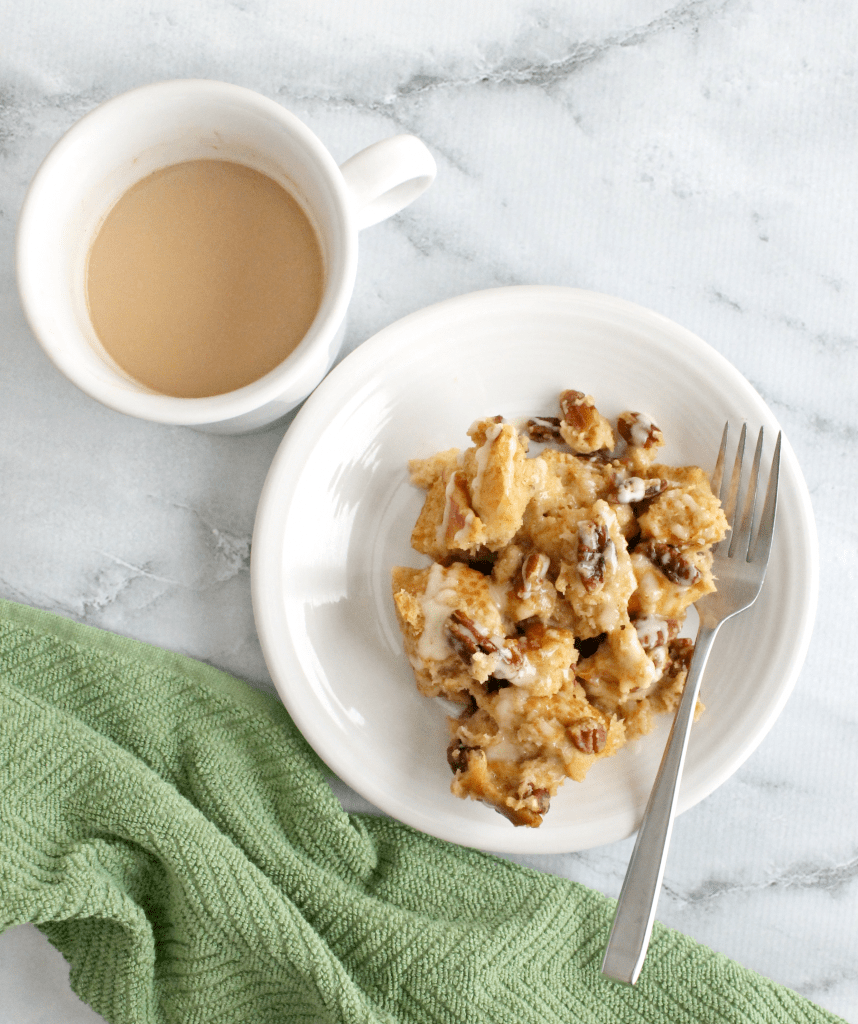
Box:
[730,428,764,559]
[722,422,747,527]
[748,431,781,563]
[711,422,729,495]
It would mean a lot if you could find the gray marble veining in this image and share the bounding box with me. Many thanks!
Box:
[1,2,857,1021]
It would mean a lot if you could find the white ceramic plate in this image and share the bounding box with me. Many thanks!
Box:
[251,286,818,854]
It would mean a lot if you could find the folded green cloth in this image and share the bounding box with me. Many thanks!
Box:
[0,599,843,1024]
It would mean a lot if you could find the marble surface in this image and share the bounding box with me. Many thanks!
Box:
[1,1,856,1021]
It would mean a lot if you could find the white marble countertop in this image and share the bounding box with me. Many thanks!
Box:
[1,2,856,1021]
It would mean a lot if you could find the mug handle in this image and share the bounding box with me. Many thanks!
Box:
[339,135,436,230]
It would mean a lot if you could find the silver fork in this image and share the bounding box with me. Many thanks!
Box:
[601,423,782,985]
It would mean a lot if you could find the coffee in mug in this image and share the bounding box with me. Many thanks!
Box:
[87,159,326,399]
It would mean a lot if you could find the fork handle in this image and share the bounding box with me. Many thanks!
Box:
[601,621,721,984]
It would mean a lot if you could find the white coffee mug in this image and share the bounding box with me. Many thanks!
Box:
[16,79,436,433]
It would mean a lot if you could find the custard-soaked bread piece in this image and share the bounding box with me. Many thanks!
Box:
[447,675,623,827]
[527,499,638,638]
[408,447,460,489]
[392,562,578,700]
[392,390,725,827]
[628,544,716,619]
[391,567,466,700]
[575,623,658,715]
[557,390,615,453]
[459,418,540,549]
[619,637,698,741]
[574,621,702,740]
[533,448,614,507]
[392,562,503,699]
[409,471,473,562]
[625,464,726,618]
[524,451,639,541]
[409,419,539,561]
[408,449,471,563]
[637,464,728,548]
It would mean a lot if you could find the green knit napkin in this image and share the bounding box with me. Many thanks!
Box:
[0,599,843,1024]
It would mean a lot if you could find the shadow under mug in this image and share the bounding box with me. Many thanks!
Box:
[16,79,437,434]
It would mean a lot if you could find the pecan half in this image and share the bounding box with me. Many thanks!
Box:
[566,718,607,755]
[520,783,551,814]
[617,411,664,449]
[666,637,694,676]
[577,449,613,465]
[445,611,525,676]
[576,521,616,592]
[633,615,679,650]
[525,416,563,443]
[513,551,551,600]
[496,641,525,674]
[447,739,478,774]
[559,390,597,432]
[444,610,498,660]
[640,539,701,587]
[614,474,667,504]
[518,620,548,651]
